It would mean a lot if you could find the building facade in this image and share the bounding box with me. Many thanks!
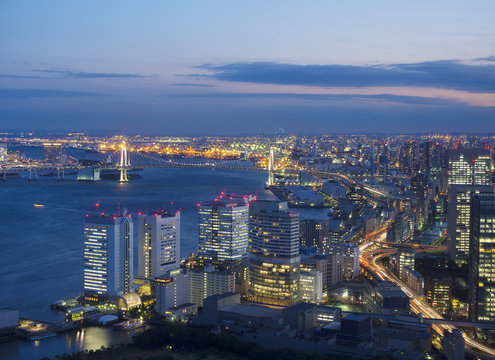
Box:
[83,214,134,302]
[299,219,328,249]
[300,270,323,303]
[469,193,495,322]
[325,243,359,280]
[248,200,300,306]
[138,210,180,279]
[154,268,189,315]
[188,265,235,306]
[197,196,250,264]
[447,185,494,262]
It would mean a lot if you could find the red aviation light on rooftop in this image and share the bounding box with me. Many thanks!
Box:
[85,214,89,217]
[197,203,201,207]
[138,212,142,216]
[112,216,116,220]
[101,212,105,216]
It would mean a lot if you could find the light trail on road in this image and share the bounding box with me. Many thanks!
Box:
[361,243,495,357]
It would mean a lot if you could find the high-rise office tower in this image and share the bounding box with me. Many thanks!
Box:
[468,194,495,322]
[447,149,494,263]
[138,210,180,279]
[418,141,431,175]
[83,214,133,303]
[248,200,300,306]
[447,149,493,186]
[447,185,494,262]
[299,219,328,249]
[197,195,249,264]
[395,248,415,280]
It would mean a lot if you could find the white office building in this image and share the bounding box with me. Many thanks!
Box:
[300,270,323,303]
[188,265,235,306]
[155,268,189,315]
[325,243,360,279]
[197,195,250,264]
[138,210,180,279]
[84,214,134,302]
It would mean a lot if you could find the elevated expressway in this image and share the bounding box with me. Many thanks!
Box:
[360,229,495,358]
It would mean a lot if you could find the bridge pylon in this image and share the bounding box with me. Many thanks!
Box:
[119,145,130,182]
[266,148,274,186]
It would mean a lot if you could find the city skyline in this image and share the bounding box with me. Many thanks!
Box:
[3,2,495,358]
[1,1,495,134]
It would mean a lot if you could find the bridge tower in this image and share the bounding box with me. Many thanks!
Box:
[267,148,274,186]
[119,145,130,182]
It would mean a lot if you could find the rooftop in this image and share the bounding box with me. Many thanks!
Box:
[221,303,282,319]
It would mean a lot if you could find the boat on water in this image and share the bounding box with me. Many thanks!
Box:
[113,318,145,331]
[33,204,45,208]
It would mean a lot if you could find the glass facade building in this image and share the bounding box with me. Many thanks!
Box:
[83,214,133,302]
[248,200,300,306]
[469,194,495,322]
[447,149,494,263]
[197,196,249,264]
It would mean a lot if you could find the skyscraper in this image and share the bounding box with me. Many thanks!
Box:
[418,141,431,175]
[138,210,180,279]
[447,149,493,186]
[447,149,494,263]
[83,214,133,303]
[447,185,493,262]
[197,195,250,264]
[468,193,495,322]
[248,200,300,306]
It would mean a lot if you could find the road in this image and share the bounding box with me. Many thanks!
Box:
[360,240,495,357]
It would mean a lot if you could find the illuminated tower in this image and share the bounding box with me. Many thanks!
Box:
[447,149,494,263]
[119,145,130,182]
[468,193,495,322]
[447,149,492,186]
[83,214,133,303]
[197,195,250,265]
[138,210,180,279]
[267,148,274,186]
[248,200,300,306]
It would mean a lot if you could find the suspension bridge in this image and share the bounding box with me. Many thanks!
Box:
[1,146,403,202]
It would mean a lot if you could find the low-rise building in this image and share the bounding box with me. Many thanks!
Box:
[154,269,189,315]
[443,329,465,360]
[363,278,410,315]
[188,265,235,306]
[300,270,323,303]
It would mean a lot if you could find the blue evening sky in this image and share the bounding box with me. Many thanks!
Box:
[1,1,494,134]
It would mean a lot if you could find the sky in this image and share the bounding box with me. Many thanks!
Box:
[1,1,495,135]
